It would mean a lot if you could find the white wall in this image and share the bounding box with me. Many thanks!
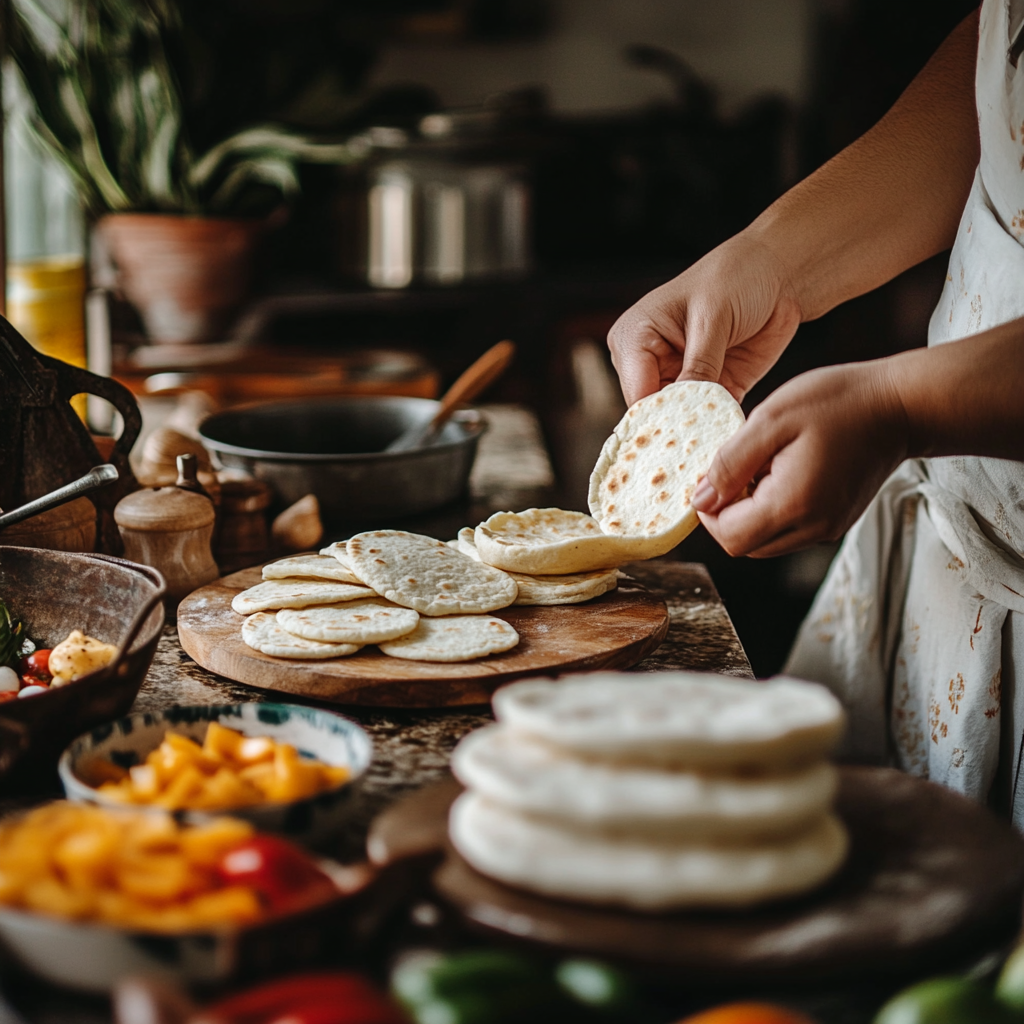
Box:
[370,0,813,116]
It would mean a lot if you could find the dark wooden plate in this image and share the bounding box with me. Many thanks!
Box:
[369,768,1024,985]
[177,564,669,707]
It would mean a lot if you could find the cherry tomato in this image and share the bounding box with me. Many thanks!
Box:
[20,650,52,686]
[217,835,336,912]
[676,1004,817,1024]
[24,649,50,675]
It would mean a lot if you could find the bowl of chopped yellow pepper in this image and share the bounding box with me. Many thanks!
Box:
[0,801,372,991]
[58,703,372,849]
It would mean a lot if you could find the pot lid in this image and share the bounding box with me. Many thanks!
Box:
[115,486,214,532]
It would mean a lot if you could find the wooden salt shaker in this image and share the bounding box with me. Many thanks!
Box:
[114,457,219,614]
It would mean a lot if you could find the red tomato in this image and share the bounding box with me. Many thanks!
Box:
[207,972,408,1024]
[217,836,336,912]
[676,1005,817,1024]
[20,650,52,685]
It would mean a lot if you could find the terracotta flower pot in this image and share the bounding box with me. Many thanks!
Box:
[97,213,264,344]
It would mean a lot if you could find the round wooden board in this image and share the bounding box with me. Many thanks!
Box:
[369,769,1024,985]
[177,563,669,707]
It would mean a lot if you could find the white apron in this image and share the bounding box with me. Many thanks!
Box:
[786,0,1024,822]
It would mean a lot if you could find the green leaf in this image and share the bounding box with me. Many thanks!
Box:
[206,155,299,213]
[6,0,367,216]
[0,600,25,671]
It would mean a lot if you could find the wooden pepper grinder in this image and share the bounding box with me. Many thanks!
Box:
[114,455,220,615]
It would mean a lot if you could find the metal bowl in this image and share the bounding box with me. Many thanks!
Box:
[199,396,485,525]
[0,546,165,783]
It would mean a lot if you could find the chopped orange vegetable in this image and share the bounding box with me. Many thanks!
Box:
[96,723,349,811]
[0,803,263,932]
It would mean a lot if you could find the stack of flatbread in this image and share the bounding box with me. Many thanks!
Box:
[450,672,849,910]
[235,535,522,664]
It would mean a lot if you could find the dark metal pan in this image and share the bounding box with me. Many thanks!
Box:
[199,396,486,526]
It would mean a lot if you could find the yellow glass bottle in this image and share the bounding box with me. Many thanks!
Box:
[7,256,88,419]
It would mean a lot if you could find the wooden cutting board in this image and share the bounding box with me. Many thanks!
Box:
[369,769,1024,985]
[177,564,669,707]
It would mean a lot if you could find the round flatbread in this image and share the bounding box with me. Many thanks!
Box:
[262,554,363,585]
[511,569,617,606]
[347,530,518,616]
[451,725,838,839]
[277,600,419,644]
[320,541,357,573]
[589,380,744,543]
[474,508,667,575]
[457,528,617,605]
[492,673,845,769]
[241,612,362,659]
[449,792,848,910]
[455,527,482,560]
[231,579,374,615]
[379,615,519,663]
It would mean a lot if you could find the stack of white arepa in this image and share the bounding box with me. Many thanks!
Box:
[449,671,849,911]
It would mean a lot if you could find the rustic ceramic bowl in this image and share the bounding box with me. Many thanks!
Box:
[0,546,165,783]
[59,703,372,848]
[0,850,373,993]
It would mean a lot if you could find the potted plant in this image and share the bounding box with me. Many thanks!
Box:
[6,0,365,343]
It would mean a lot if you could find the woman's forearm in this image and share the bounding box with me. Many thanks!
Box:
[884,316,1024,462]
[748,9,980,323]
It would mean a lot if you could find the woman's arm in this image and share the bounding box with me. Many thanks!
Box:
[756,7,980,322]
[693,315,1024,557]
[608,8,980,406]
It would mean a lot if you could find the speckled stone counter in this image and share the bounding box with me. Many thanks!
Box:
[133,560,751,858]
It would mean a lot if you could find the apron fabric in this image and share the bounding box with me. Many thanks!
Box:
[786,0,1024,820]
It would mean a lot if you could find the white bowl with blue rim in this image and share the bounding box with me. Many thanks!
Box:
[58,702,372,849]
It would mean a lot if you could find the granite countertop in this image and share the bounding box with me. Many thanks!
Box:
[134,559,751,858]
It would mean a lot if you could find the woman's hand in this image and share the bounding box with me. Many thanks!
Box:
[607,232,802,407]
[691,361,909,557]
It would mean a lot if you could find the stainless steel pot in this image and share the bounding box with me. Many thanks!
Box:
[199,397,485,526]
[336,114,533,289]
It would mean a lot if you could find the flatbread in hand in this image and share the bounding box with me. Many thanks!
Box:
[242,612,361,659]
[277,599,419,644]
[457,527,617,605]
[589,380,744,546]
[378,615,519,662]
[231,579,374,615]
[262,554,363,585]
[449,791,848,910]
[492,672,845,769]
[347,530,517,616]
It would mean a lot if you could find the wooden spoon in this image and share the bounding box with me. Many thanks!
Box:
[385,339,516,452]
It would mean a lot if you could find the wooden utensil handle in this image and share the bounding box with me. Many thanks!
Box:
[430,340,516,428]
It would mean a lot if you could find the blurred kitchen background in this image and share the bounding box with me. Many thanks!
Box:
[3,0,977,676]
